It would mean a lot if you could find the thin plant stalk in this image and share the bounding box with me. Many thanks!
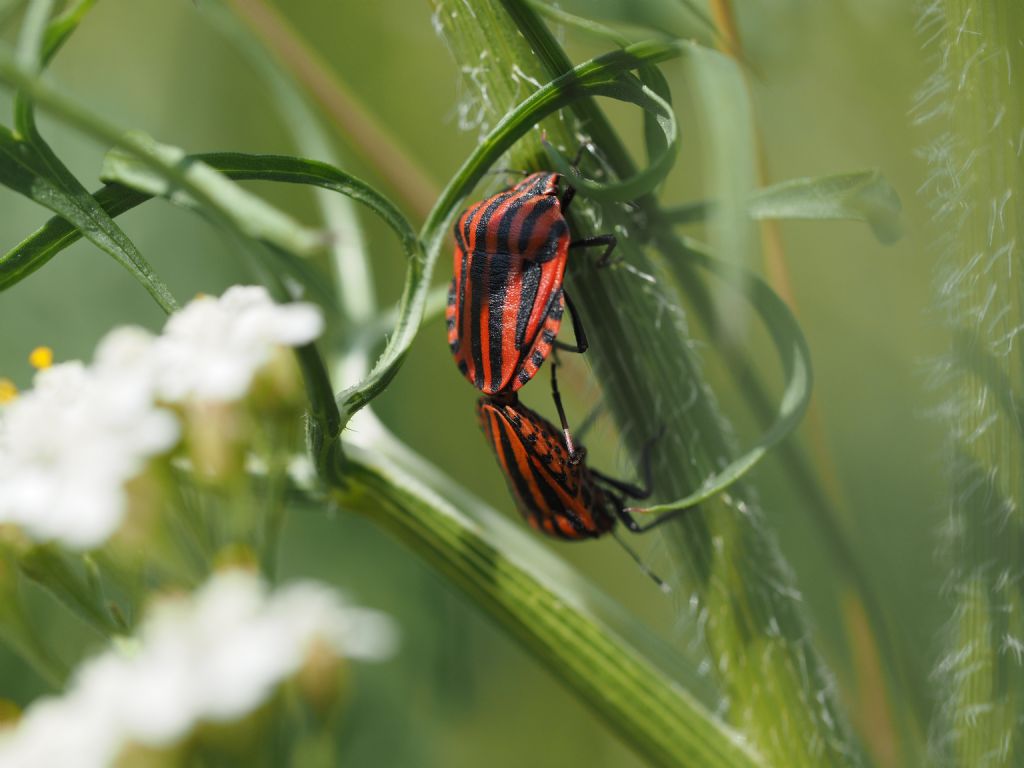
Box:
[432,1,858,765]
[917,1,1024,765]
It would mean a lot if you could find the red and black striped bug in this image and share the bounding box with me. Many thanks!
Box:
[477,364,685,589]
[446,170,616,398]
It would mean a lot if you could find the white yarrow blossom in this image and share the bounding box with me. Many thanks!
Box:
[0,358,179,550]
[0,286,324,549]
[155,285,324,403]
[0,570,397,767]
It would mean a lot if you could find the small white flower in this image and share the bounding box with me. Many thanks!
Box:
[0,286,323,549]
[0,571,396,767]
[0,358,179,550]
[155,286,324,403]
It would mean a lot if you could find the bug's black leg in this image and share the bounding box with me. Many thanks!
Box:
[569,234,618,267]
[615,505,693,534]
[591,469,649,500]
[552,289,589,354]
[549,361,583,464]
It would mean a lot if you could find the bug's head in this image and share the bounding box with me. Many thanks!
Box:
[513,171,559,198]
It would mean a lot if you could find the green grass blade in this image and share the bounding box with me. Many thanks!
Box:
[1,1,178,312]
[661,170,904,245]
[543,76,678,201]
[633,238,812,516]
[0,181,143,289]
[100,137,325,258]
[0,127,178,312]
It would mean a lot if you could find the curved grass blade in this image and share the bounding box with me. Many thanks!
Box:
[543,76,678,202]
[420,39,696,262]
[629,237,811,515]
[528,0,680,204]
[100,137,325,257]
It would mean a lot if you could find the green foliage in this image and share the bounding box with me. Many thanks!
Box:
[0,0,983,767]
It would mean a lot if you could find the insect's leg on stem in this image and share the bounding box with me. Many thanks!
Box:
[615,504,694,534]
[569,234,618,267]
[553,289,589,353]
[549,360,582,463]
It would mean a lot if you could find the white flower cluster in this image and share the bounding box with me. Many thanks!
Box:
[0,286,324,550]
[0,570,397,767]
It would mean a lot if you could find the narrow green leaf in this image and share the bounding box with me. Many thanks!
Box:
[100,135,326,258]
[661,170,904,245]
[748,170,904,244]
[40,0,95,66]
[14,0,53,73]
[633,238,812,515]
[524,0,684,190]
[0,127,177,311]
[543,75,678,201]
[420,39,696,260]
[4,0,177,312]
[0,181,143,290]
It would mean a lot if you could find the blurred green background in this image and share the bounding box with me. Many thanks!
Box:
[0,1,945,765]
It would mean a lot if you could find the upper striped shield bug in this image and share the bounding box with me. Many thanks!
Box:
[446,171,616,397]
[477,364,685,589]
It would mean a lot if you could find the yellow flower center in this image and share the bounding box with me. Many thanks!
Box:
[0,378,17,404]
[28,346,54,370]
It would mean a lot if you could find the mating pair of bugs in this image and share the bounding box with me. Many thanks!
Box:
[446,168,687,580]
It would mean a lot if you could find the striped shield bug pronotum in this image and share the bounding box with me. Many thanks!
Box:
[445,170,616,398]
[477,364,686,589]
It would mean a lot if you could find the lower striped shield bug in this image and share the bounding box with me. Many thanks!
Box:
[477,364,686,590]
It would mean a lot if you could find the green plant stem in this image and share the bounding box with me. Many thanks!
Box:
[920,2,1024,766]
[433,2,857,765]
[336,441,762,768]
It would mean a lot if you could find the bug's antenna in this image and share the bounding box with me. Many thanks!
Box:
[612,529,671,594]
